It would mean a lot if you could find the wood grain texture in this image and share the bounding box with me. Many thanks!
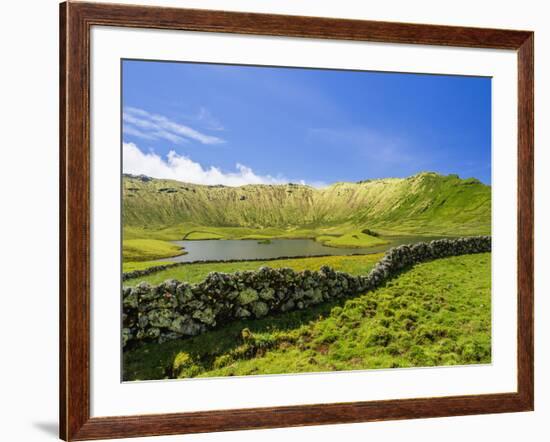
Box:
[59,2,67,439]
[60,2,91,439]
[73,1,531,49]
[517,34,535,410]
[59,1,534,440]
[73,393,527,440]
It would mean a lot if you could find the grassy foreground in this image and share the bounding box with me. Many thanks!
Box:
[124,254,384,286]
[123,253,491,381]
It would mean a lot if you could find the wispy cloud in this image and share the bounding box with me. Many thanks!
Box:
[123,142,324,187]
[122,124,156,140]
[123,113,187,144]
[123,107,225,145]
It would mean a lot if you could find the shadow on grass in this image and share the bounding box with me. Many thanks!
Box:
[123,273,404,382]
[124,248,429,381]
[123,293,358,381]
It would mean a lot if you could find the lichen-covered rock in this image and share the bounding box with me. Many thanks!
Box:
[306,288,323,304]
[122,328,132,347]
[259,287,275,301]
[123,289,138,309]
[145,327,160,340]
[147,309,174,328]
[183,320,204,336]
[168,315,190,334]
[169,316,203,336]
[192,307,216,326]
[238,288,259,305]
[251,301,269,318]
[227,290,240,300]
[138,314,148,329]
[236,307,251,318]
[176,283,193,304]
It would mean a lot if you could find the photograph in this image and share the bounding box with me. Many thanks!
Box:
[121,60,492,381]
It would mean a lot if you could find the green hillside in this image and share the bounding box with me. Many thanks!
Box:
[123,172,491,242]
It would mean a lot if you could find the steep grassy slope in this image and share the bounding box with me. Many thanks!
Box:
[123,253,491,380]
[123,172,491,237]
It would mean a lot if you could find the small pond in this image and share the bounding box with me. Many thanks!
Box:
[161,236,450,263]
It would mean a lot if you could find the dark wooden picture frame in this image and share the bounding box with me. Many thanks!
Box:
[60,1,534,440]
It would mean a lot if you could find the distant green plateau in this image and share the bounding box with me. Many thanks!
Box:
[122,172,491,263]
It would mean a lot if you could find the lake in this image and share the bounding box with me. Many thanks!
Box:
[161,236,450,263]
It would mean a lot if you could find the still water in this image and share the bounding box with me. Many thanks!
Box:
[161,236,449,263]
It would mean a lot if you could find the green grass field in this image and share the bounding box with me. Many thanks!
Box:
[124,253,384,286]
[123,253,491,381]
[123,260,173,273]
[122,239,185,262]
[316,231,387,248]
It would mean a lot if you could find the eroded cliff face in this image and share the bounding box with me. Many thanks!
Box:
[122,172,491,235]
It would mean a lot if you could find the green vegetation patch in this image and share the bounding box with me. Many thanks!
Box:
[123,252,491,380]
[124,253,383,286]
[123,260,172,272]
[316,231,388,248]
[122,239,185,262]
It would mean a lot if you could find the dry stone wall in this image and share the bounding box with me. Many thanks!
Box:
[122,236,491,348]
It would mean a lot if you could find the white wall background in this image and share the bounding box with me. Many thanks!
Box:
[0,0,547,441]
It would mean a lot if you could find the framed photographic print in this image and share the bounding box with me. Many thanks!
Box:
[60,1,534,440]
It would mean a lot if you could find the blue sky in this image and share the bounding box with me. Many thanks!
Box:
[122,59,491,186]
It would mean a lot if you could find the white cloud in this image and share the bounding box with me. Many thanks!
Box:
[123,107,225,145]
[123,142,295,187]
